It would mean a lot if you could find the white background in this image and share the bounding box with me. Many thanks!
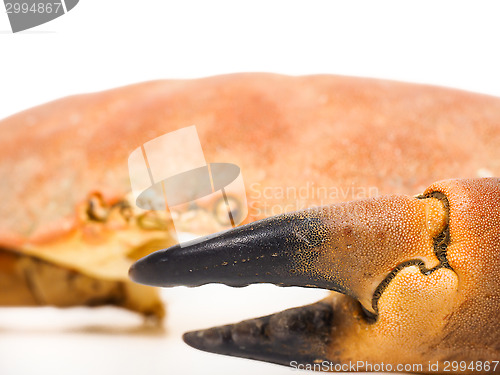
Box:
[1,1,500,375]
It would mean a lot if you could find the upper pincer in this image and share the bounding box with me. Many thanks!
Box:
[129,209,343,291]
[130,194,447,315]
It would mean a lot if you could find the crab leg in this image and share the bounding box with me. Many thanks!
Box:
[0,247,165,319]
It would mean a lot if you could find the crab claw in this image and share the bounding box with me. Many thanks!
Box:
[130,178,500,372]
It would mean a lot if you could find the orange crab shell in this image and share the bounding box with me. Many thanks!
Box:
[2,74,500,244]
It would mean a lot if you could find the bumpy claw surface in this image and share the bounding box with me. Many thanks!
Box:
[130,178,500,374]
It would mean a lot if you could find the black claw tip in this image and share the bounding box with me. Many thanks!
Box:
[183,300,334,366]
[128,210,346,294]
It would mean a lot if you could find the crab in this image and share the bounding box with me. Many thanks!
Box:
[1,73,500,373]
